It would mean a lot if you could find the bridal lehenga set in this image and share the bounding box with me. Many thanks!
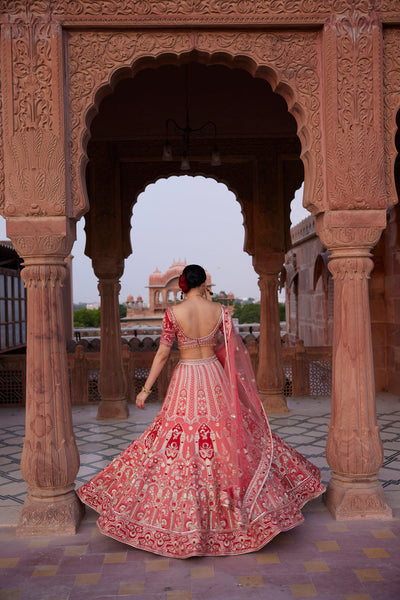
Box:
[78,306,325,558]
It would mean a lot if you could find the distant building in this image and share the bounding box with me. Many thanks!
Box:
[123,260,213,327]
[216,291,235,315]
[0,241,26,353]
[86,302,100,310]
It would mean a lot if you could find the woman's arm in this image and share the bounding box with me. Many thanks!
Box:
[136,343,171,409]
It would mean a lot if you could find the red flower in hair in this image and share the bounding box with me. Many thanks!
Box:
[179,273,189,293]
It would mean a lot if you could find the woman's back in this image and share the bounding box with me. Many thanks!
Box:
[172,298,222,358]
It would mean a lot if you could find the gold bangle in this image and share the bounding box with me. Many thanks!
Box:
[142,386,152,394]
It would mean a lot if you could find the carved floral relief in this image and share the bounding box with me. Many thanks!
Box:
[6,128,66,217]
[11,21,53,131]
[67,30,322,218]
[324,11,388,210]
[50,0,397,22]
[2,17,68,219]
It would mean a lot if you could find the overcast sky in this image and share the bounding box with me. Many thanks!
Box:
[0,176,310,303]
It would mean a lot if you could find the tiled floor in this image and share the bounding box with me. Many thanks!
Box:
[0,394,399,599]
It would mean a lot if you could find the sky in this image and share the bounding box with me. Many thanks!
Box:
[0,176,310,303]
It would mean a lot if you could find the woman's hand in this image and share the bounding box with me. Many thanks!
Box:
[136,390,149,410]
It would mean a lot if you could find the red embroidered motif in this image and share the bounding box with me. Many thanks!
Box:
[165,423,183,460]
[197,423,215,461]
[144,417,162,449]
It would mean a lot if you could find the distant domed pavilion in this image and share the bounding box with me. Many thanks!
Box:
[123,260,213,327]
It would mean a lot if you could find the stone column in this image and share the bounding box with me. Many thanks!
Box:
[93,260,129,420]
[64,254,74,341]
[318,212,392,519]
[317,10,393,519]
[7,220,84,536]
[253,254,288,413]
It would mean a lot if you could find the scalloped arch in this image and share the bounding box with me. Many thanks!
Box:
[67,30,323,220]
[131,173,251,257]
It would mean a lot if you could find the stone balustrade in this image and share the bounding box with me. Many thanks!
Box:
[0,340,333,408]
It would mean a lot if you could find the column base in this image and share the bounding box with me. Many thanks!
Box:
[16,489,84,537]
[258,390,289,413]
[97,399,129,420]
[324,475,393,520]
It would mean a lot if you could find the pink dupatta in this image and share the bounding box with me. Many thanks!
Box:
[216,306,273,525]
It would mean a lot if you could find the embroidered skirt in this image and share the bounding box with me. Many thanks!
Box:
[77,356,325,558]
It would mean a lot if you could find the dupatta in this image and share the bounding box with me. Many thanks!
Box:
[216,306,273,525]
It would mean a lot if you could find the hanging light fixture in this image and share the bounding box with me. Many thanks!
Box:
[162,67,221,171]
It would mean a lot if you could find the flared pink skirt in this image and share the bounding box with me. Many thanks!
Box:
[77,356,325,558]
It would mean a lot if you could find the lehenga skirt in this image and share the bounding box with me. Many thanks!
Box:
[77,355,325,558]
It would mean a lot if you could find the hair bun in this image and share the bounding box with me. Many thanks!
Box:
[180,264,206,292]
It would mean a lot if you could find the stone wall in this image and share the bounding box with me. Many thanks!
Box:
[285,216,333,347]
[285,209,400,394]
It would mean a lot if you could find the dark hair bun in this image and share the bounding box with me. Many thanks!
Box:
[182,264,206,291]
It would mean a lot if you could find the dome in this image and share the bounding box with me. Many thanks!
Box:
[137,295,143,302]
[126,294,134,302]
[164,259,187,282]
[227,292,234,299]
[149,267,163,284]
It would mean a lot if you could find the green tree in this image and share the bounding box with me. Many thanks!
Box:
[233,303,242,320]
[73,308,101,328]
[119,304,127,319]
[238,303,260,324]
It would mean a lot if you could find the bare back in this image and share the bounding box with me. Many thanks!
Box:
[172,298,222,359]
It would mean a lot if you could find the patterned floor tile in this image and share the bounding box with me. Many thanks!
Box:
[303,560,330,572]
[238,575,264,587]
[74,572,101,585]
[370,528,396,539]
[190,566,214,578]
[119,581,145,594]
[354,568,384,582]
[289,583,318,597]
[315,541,340,551]
[362,547,390,558]
[0,397,400,599]
[145,559,170,571]
[256,552,280,565]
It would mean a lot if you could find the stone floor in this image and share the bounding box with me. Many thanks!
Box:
[0,394,399,600]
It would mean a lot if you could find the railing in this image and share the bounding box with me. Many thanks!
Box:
[74,323,261,341]
[0,337,332,407]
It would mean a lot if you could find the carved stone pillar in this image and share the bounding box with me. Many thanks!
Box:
[318,10,392,519]
[253,254,288,414]
[6,219,84,536]
[64,254,74,341]
[93,260,128,420]
[317,211,392,520]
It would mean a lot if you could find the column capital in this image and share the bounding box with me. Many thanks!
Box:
[252,252,284,277]
[257,272,279,295]
[6,216,76,263]
[316,210,386,254]
[92,257,124,281]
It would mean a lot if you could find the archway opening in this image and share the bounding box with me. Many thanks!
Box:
[123,175,258,313]
[82,61,302,301]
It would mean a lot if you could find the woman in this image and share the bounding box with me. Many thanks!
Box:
[78,264,325,558]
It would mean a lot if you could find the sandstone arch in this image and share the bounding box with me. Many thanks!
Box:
[67,33,322,220]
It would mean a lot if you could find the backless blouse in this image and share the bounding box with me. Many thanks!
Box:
[160,306,223,350]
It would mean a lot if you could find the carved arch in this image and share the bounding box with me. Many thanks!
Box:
[313,251,331,292]
[129,173,251,257]
[67,30,323,220]
[383,28,400,210]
